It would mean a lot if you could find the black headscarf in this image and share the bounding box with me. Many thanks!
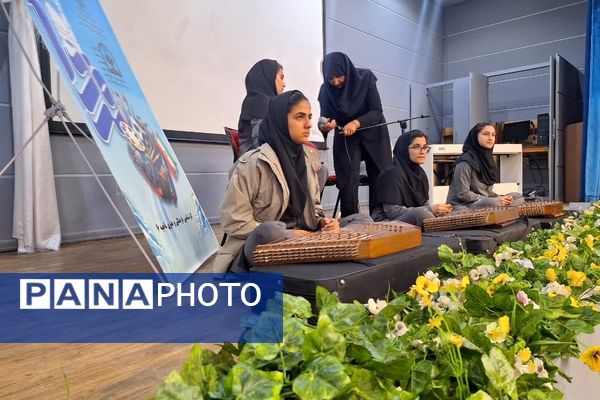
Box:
[318,52,374,120]
[376,131,429,207]
[257,91,308,218]
[238,59,280,129]
[455,124,497,186]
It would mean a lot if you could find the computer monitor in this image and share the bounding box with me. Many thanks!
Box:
[502,120,531,143]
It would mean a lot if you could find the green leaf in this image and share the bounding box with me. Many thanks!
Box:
[228,363,283,400]
[409,359,435,394]
[481,348,518,400]
[316,286,339,312]
[292,355,351,399]
[179,345,221,395]
[466,390,494,400]
[464,284,495,317]
[283,293,313,319]
[438,244,457,263]
[516,310,545,341]
[527,388,563,400]
[324,301,368,332]
[239,342,280,364]
[366,357,414,382]
[155,371,203,400]
[303,314,346,362]
[346,367,392,399]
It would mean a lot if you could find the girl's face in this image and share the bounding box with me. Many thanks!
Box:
[275,68,285,95]
[288,99,312,145]
[407,136,429,164]
[477,125,496,149]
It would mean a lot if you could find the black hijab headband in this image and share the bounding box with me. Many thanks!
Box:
[257,90,309,217]
[318,52,374,120]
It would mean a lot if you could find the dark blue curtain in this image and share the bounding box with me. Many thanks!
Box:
[584,0,600,201]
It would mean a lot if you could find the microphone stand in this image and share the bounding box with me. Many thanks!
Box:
[355,114,431,133]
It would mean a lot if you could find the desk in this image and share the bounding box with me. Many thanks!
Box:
[424,144,523,204]
[522,145,549,155]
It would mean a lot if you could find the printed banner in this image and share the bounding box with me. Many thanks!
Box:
[25,0,218,274]
[1,273,283,343]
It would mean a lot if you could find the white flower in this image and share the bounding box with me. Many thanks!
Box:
[566,235,577,243]
[580,286,600,300]
[495,247,523,267]
[435,295,458,311]
[469,264,496,281]
[513,258,534,270]
[411,339,427,352]
[386,320,408,339]
[541,282,571,297]
[533,357,548,378]
[366,298,387,315]
[424,270,440,285]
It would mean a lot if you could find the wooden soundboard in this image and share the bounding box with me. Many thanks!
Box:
[518,200,564,218]
[253,221,422,266]
[423,207,520,232]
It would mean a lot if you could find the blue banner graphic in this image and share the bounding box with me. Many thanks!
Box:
[25,0,219,274]
[1,273,283,343]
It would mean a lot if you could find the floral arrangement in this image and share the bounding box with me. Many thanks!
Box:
[155,203,600,399]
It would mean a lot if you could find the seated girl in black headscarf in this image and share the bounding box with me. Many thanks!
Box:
[237,59,285,156]
[446,122,523,208]
[372,130,453,227]
[213,90,351,272]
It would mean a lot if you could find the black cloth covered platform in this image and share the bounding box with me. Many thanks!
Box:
[423,219,536,255]
[528,214,569,230]
[250,236,461,303]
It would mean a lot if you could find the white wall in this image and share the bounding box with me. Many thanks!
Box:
[54,0,324,137]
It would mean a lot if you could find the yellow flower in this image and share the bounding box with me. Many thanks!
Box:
[518,348,532,363]
[567,270,587,287]
[585,235,595,249]
[415,276,439,296]
[592,263,600,271]
[493,273,511,285]
[419,293,433,309]
[486,285,495,296]
[460,275,470,290]
[555,246,568,264]
[498,315,510,334]
[546,268,557,282]
[571,297,581,308]
[486,316,510,343]
[580,345,600,373]
[428,316,442,330]
[448,334,463,348]
[527,361,537,374]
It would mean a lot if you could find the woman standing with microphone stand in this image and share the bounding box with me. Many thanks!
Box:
[318,52,392,217]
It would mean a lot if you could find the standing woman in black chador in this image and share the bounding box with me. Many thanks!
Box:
[447,122,523,208]
[237,59,285,156]
[318,52,392,217]
[373,130,453,227]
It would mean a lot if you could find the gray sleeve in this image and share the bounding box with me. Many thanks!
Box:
[382,203,408,220]
[452,162,481,203]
